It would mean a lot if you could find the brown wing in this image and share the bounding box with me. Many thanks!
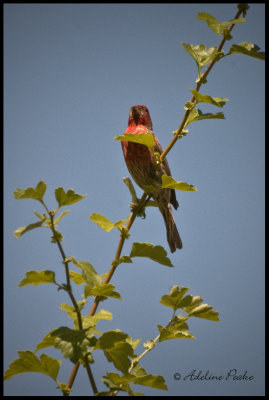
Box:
[153,135,179,210]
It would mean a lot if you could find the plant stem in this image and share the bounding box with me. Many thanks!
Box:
[65,6,245,394]
[40,201,98,395]
[65,193,150,393]
[160,7,244,162]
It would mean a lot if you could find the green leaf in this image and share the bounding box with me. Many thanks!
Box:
[95,330,129,349]
[13,181,47,201]
[50,229,64,243]
[130,242,174,267]
[132,373,168,391]
[185,108,225,127]
[81,309,113,330]
[112,255,133,268]
[126,337,141,351]
[18,270,56,287]
[114,133,155,149]
[158,319,195,342]
[34,210,48,220]
[4,351,61,381]
[90,283,122,300]
[184,296,204,313]
[13,219,46,238]
[55,187,86,207]
[69,257,102,290]
[188,304,220,321]
[69,270,85,285]
[190,89,228,107]
[54,209,71,225]
[59,303,78,322]
[228,42,265,61]
[143,340,156,350]
[160,286,190,310]
[102,369,168,392]
[197,12,244,35]
[89,213,130,232]
[95,330,133,374]
[51,327,94,364]
[57,382,72,396]
[123,177,138,203]
[181,43,223,76]
[161,175,197,192]
[35,331,57,353]
[102,373,133,394]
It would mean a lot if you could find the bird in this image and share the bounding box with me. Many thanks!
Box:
[121,105,182,252]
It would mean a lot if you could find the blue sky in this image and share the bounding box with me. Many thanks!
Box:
[4,3,265,396]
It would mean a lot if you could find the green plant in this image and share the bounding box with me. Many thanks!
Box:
[4,3,264,396]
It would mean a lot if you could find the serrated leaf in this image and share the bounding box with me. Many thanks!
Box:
[35,330,57,353]
[13,219,46,238]
[228,42,265,60]
[158,320,195,342]
[55,187,86,207]
[102,373,132,393]
[95,330,133,374]
[160,286,190,310]
[185,108,225,127]
[197,12,244,35]
[185,296,204,313]
[69,257,102,290]
[190,89,228,107]
[130,242,174,267]
[95,330,129,349]
[51,327,94,364]
[13,181,47,201]
[181,43,222,76]
[126,337,141,351]
[18,270,56,287]
[81,309,113,330]
[90,282,122,300]
[188,304,220,321]
[69,270,85,285]
[114,133,154,149]
[102,368,167,392]
[161,175,197,192]
[89,213,130,232]
[59,303,78,321]
[133,373,168,390]
[4,351,61,381]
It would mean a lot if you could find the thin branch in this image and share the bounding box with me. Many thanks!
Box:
[65,193,150,393]
[40,201,98,395]
[160,7,244,163]
[65,6,245,395]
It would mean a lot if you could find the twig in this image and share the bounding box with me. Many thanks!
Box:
[65,193,150,393]
[64,6,245,394]
[40,200,98,396]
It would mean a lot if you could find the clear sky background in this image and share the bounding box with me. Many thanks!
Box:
[4,3,265,396]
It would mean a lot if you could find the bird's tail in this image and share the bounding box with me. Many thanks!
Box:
[158,202,183,253]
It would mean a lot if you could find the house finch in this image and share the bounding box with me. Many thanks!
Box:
[121,105,182,252]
